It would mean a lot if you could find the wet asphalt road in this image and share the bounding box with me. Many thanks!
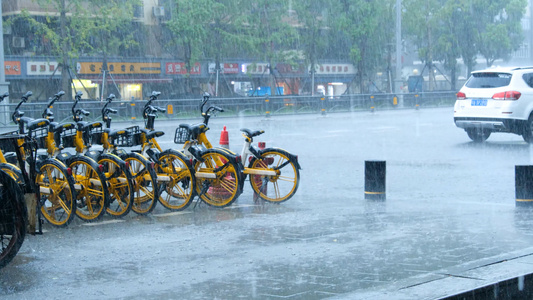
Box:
[2,106,533,299]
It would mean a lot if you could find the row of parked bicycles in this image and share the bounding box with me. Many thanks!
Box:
[0,90,301,269]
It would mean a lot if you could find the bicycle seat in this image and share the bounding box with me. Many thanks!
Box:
[25,118,50,131]
[180,123,208,139]
[139,129,164,140]
[240,128,265,138]
[108,129,128,139]
[77,121,103,132]
[57,122,76,132]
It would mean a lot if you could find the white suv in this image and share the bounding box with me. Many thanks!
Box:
[454,66,533,142]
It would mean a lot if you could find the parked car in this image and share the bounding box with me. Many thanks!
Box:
[454,66,533,142]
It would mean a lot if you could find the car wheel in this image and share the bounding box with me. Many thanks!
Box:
[523,116,533,143]
[466,128,491,143]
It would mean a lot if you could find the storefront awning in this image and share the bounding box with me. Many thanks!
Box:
[304,76,356,84]
[88,78,173,84]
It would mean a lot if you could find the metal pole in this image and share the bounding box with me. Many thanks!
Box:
[216,68,219,97]
[100,70,106,101]
[0,3,10,124]
[395,0,403,107]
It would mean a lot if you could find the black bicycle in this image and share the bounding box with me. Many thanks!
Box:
[0,167,27,269]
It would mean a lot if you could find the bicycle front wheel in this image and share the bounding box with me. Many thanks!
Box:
[98,154,134,218]
[249,149,300,203]
[123,152,158,215]
[194,149,240,208]
[157,149,195,211]
[37,159,76,227]
[0,169,26,269]
[68,156,109,222]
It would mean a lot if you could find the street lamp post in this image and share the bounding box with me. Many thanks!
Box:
[395,0,403,107]
[0,3,10,124]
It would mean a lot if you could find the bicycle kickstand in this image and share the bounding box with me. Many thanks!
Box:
[193,180,211,209]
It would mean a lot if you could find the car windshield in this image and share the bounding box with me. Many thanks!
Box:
[465,72,512,88]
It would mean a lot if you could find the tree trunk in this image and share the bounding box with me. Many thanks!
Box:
[60,0,71,100]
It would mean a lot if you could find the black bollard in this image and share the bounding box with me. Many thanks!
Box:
[515,165,533,206]
[365,160,386,200]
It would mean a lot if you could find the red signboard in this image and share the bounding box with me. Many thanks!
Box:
[5,61,21,75]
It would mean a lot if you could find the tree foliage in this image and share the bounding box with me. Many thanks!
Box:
[16,0,139,98]
[403,0,526,90]
[5,0,529,96]
[335,0,396,93]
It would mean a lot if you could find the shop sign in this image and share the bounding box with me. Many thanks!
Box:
[77,62,161,75]
[208,63,239,74]
[275,63,304,74]
[312,63,356,75]
[4,61,21,75]
[27,61,60,76]
[165,62,201,75]
[242,63,270,75]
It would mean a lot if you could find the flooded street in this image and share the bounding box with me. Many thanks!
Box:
[2,107,533,299]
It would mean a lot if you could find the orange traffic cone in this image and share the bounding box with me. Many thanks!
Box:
[219,125,229,149]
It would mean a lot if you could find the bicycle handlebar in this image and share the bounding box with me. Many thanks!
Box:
[43,91,65,118]
[200,93,224,125]
[71,91,88,122]
[12,91,32,124]
[143,91,162,120]
[0,92,8,102]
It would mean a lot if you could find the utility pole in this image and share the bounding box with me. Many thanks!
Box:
[395,0,403,107]
[0,3,10,124]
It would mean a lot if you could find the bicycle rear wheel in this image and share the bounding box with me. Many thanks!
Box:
[157,149,195,211]
[248,149,300,203]
[98,154,134,217]
[68,156,109,222]
[0,169,26,269]
[194,149,240,208]
[123,152,158,215]
[37,159,76,227]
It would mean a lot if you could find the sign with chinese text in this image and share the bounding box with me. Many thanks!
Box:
[27,61,60,76]
[208,63,239,74]
[242,63,270,75]
[165,62,201,75]
[312,64,356,75]
[4,61,21,75]
[77,62,161,75]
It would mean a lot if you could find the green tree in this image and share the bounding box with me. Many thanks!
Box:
[477,0,526,67]
[292,0,334,95]
[202,0,253,96]
[82,0,141,98]
[404,0,526,87]
[433,0,462,90]
[166,0,213,95]
[336,0,395,93]
[403,0,444,91]
[18,0,139,99]
[240,0,297,94]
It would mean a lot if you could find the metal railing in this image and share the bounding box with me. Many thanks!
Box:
[0,91,457,126]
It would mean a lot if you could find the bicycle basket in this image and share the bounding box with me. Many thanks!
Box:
[127,126,142,146]
[0,131,23,153]
[174,127,190,144]
[60,126,76,148]
[91,126,104,146]
[33,127,48,149]
[112,130,134,147]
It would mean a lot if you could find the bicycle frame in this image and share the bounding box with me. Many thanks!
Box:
[40,93,100,188]
[182,94,279,177]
